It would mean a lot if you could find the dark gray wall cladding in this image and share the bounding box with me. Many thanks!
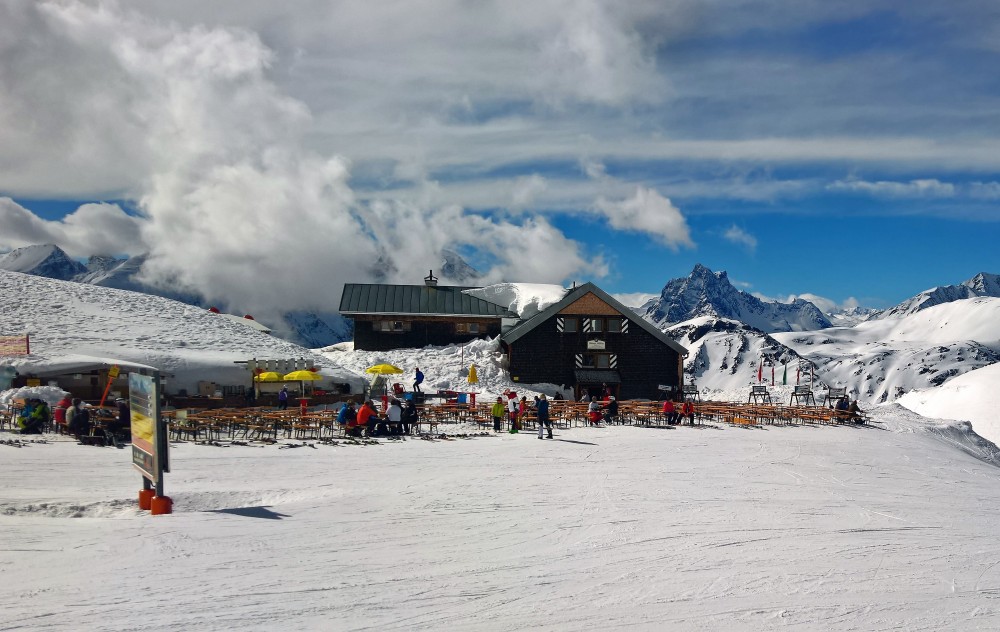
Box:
[352,318,502,351]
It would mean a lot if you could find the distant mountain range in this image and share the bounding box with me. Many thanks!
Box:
[879,272,1000,319]
[3,245,999,407]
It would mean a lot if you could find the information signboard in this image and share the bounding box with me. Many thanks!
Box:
[129,372,161,484]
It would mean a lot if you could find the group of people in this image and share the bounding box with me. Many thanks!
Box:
[661,399,696,425]
[338,397,420,438]
[490,392,553,438]
[834,397,865,423]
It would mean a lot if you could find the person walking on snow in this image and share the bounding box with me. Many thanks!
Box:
[536,394,552,439]
[413,367,424,393]
[277,386,289,410]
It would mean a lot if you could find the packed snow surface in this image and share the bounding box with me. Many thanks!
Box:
[3,407,1000,631]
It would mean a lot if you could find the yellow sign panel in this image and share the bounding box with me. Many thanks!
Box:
[108,365,120,378]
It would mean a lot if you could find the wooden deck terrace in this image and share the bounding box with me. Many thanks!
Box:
[156,399,869,443]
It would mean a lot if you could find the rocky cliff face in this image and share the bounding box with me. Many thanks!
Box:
[643,264,832,333]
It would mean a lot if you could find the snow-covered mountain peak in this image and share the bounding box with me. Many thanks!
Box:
[0,244,87,281]
[643,264,832,333]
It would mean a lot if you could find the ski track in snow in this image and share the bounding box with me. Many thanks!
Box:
[3,406,1000,631]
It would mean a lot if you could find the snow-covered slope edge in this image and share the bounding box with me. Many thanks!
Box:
[0,270,366,394]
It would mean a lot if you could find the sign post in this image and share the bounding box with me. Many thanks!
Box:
[129,371,171,515]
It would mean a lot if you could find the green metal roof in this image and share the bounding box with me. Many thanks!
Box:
[339,284,518,318]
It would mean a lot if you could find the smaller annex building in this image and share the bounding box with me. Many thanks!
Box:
[339,273,519,351]
[500,283,687,401]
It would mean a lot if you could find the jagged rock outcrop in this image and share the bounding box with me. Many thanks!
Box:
[643,264,832,333]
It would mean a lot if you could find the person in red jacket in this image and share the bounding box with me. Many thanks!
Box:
[53,395,72,433]
[349,400,377,437]
[681,400,695,426]
[662,399,676,425]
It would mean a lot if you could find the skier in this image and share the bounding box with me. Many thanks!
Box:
[413,367,424,393]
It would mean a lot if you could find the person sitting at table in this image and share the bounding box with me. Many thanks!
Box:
[337,401,356,432]
[109,397,130,439]
[401,399,418,435]
[662,399,677,425]
[17,398,45,434]
[53,394,72,433]
[602,396,619,425]
[66,398,91,440]
[587,398,602,426]
[349,400,377,438]
[385,398,403,435]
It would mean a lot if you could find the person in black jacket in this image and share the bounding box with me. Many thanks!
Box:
[401,399,418,435]
[603,396,619,425]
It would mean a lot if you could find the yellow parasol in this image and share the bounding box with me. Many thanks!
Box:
[283,370,322,382]
[365,364,404,375]
[283,370,323,398]
[467,364,478,384]
[254,371,283,382]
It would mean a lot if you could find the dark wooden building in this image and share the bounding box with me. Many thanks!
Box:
[340,275,518,351]
[500,283,687,400]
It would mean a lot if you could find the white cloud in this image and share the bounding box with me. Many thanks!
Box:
[774,292,862,313]
[595,186,695,250]
[0,199,143,257]
[722,225,757,253]
[510,174,547,210]
[0,1,609,324]
[828,178,956,198]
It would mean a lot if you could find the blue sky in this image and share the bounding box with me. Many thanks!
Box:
[1,1,998,317]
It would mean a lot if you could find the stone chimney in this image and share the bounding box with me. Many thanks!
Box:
[424,270,438,287]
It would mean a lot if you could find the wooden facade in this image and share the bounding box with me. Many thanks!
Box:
[351,315,504,352]
[500,284,687,400]
[340,281,518,352]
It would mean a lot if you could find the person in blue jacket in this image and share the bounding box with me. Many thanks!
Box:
[413,367,424,393]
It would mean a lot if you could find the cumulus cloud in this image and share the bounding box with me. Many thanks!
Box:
[0,1,610,326]
[595,186,695,250]
[722,225,757,253]
[0,199,143,257]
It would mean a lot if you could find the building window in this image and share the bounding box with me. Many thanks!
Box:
[607,318,622,333]
[456,322,481,334]
[375,320,410,333]
[563,317,578,333]
[579,353,612,369]
[591,318,603,333]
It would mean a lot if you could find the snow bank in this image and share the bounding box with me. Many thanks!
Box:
[463,282,566,319]
[898,362,1000,447]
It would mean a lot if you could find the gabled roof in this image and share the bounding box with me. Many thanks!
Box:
[339,283,518,318]
[500,282,688,355]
